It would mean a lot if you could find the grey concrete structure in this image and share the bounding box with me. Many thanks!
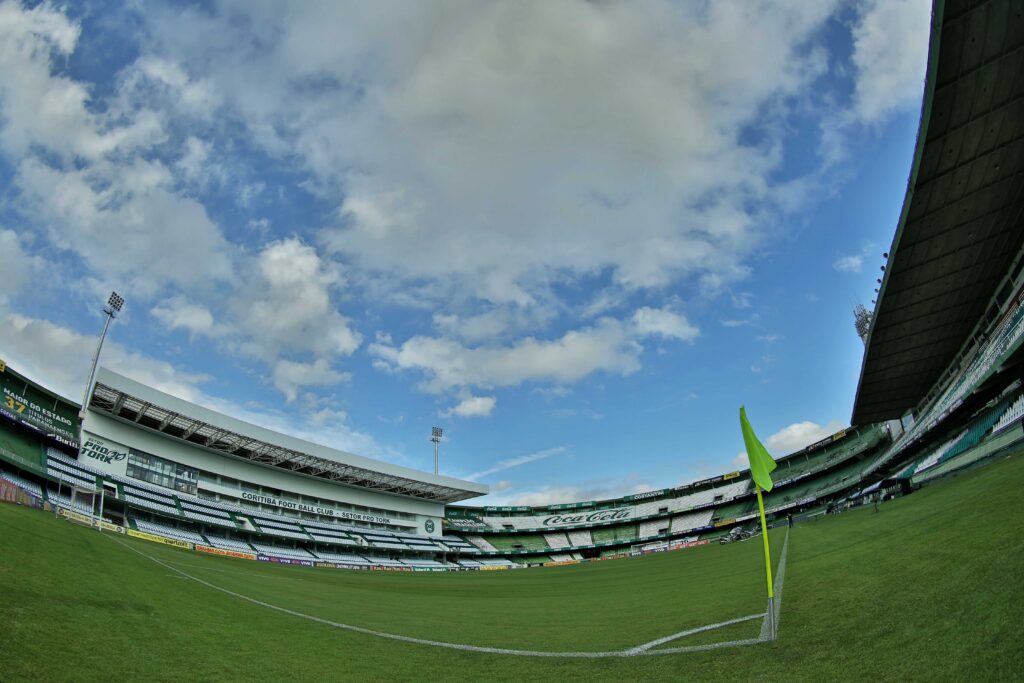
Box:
[853,0,1024,425]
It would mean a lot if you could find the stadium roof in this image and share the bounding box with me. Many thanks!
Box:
[85,368,488,504]
[852,0,1024,425]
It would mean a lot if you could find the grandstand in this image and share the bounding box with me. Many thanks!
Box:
[2,362,1022,567]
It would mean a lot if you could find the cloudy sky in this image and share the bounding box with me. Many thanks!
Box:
[0,0,932,505]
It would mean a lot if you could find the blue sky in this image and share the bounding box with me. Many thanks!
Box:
[0,0,932,505]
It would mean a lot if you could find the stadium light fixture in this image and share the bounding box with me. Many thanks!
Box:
[431,426,443,475]
[107,292,125,315]
[79,291,126,430]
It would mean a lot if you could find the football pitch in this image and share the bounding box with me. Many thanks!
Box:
[2,453,1022,681]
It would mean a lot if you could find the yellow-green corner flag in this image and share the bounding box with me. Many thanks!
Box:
[740,406,777,492]
[739,406,778,638]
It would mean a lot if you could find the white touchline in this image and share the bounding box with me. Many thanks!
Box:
[109,531,788,659]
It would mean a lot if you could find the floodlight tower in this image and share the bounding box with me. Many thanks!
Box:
[431,426,443,475]
[79,292,125,426]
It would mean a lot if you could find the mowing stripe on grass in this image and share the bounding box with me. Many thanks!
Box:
[110,534,789,659]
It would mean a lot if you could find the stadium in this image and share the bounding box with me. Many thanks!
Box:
[1,0,1023,680]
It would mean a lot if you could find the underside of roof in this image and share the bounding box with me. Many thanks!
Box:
[87,382,482,504]
[852,0,1024,425]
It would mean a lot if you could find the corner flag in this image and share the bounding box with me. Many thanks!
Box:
[739,406,778,639]
[740,406,777,492]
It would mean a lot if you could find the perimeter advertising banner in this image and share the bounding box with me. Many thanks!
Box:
[0,477,43,507]
[127,528,193,550]
[257,555,314,567]
[0,363,79,449]
[58,508,95,525]
[196,544,256,561]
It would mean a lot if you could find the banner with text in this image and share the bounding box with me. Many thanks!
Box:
[127,528,193,550]
[196,544,256,561]
[0,365,78,449]
[76,433,131,477]
[238,490,396,526]
[483,506,637,530]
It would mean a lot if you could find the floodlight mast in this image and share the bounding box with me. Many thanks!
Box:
[431,426,443,475]
[79,292,125,431]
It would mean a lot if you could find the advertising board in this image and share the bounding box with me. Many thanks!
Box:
[0,364,78,448]
[196,544,256,561]
[127,528,193,550]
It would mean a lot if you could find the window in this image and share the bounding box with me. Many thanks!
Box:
[126,448,198,495]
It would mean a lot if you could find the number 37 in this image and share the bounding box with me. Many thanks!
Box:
[4,396,26,414]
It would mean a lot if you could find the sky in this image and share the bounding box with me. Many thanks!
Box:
[0,0,933,506]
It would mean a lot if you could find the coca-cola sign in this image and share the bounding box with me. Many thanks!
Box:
[542,507,632,527]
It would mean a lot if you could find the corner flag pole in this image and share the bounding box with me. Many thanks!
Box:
[740,406,778,640]
[755,483,775,640]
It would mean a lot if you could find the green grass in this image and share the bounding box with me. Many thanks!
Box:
[2,452,1023,681]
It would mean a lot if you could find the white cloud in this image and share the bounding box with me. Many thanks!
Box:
[441,394,496,419]
[731,293,753,309]
[371,306,693,395]
[0,0,931,421]
[370,318,640,393]
[432,307,549,344]
[631,307,699,342]
[0,2,234,302]
[234,238,361,363]
[582,289,626,319]
[151,297,218,338]
[463,446,565,482]
[271,358,352,404]
[0,2,160,161]
[833,254,864,273]
[833,242,877,274]
[142,0,841,313]
[175,137,226,188]
[0,229,45,306]
[0,312,209,403]
[16,158,234,299]
[850,0,931,123]
[140,238,360,401]
[476,475,654,507]
[733,418,845,467]
[126,56,222,119]
[0,312,388,458]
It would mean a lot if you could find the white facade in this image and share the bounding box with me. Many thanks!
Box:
[82,369,487,537]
